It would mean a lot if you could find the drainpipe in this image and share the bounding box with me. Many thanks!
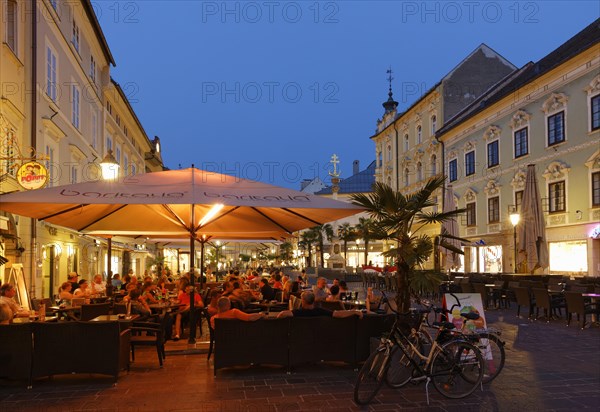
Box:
[29,0,38,298]
[434,130,445,275]
[393,122,399,192]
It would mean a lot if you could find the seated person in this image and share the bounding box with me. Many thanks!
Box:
[327,285,341,301]
[0,302,12,324]
[259,278,276,301]
[313,277,329,302]
[128,289,152,319]
[67,272,80,294]
[58,282,74,301]
[0,284,31,318]
[206,289,222,317]
[297,275,306,287]
[277,292,363,319]
[173,285,204,341]
[111,273,123,290]
[73,279,93,300]
[91,274,106,295]
[141,282,159,304]
[339,281,350,299]
[271,274,283,290]
[210,297,264,329]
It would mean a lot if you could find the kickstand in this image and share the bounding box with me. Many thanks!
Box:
[425,376,431,405]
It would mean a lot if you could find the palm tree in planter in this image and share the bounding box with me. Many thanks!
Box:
[311,224,334,268]
[354,217,375,267]
[350,176,466,312]
[338,222,356,265]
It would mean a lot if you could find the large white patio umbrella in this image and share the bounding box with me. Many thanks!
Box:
[0,167,363,342]
[517,164,548,273]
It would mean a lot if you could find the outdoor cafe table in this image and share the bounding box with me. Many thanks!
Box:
[49,305,81,321]
[90,314,140,322]
[247,301,288,313]
[148,302,185,314]
[12,315,59,323]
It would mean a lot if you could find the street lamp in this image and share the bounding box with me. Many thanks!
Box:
[100,149,119,181]
[509,212,520,273]
[355,238,361,268]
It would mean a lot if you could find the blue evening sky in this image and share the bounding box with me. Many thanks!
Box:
[96,1,599,188]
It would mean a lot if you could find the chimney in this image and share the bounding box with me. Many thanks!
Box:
[353,160,360,175]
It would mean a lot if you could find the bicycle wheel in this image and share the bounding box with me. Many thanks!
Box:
[354,347,390,405]
[385,345,414,388]
[475,333,505,384]
[430,340,483,399]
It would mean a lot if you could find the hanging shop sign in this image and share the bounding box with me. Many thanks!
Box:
[16,161,48,190]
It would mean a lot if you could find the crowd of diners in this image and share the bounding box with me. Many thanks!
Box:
[0,266,374,339]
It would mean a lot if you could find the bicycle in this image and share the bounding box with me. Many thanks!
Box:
[385,293,505,386]
[353,297,484,405]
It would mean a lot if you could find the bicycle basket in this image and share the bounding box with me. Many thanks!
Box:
[395,312,422,336]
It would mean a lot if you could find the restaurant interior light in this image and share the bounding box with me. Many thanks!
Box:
[100,150,120,181]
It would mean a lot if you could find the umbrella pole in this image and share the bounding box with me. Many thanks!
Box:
[188,206,197,344]
[106,237,113,296]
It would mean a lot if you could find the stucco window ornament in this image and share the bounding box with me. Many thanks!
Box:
[447,149,458,160]
[428,102,436,113]
[511,169,526,189]
[483,125,501,141]
[414,112,422,123]
[401,122,408,132]
[542,92,568,113]
[584,150,600,170]
[511,109,531,129]
[464,188,477,203]
[426,140,439,153]
[462,140,476,153]
[584,75,600,95]
[542,161,570,181]
[414,149,424,161]
[484,180,500,196]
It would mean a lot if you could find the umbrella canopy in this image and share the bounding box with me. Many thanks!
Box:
[0,167,362,239]
[441,185,461,271]
[517,164,548,273]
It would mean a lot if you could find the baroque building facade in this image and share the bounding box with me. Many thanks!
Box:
[371,45,515,269]
[437,19,600,276]
[0,0,164,299]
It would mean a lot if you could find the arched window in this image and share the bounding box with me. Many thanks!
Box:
[404,134,409,151]
[404,168,410,187]
[430,155,437,176]
[417,125,422,144]
[387,176,392,187]
[417,162,422,181]
[431,115,437,135]
[377,151,382,167]
[387,145,392,162]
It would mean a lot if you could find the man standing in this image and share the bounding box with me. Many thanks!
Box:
[0,284,31,318]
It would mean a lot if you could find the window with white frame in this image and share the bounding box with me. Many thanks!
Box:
[487,140,499,168]
[46,46,57,101]
[416,125,422,144]
[465,150,475,176]
[548,181,565,213]
[416,162,422,181]
[91,110,98,149]
[449,158,457,182]
[115,145,121,164]
[387,145,392,162]
[6,0,17,53]
[72,19,80,53]
[547,111,565,146]
[106,135,113,152]
[404,168,410,187]
[591,94,600,131]
[514,127,528,158]
[70,164,78,184]
[123,154,129,177]
[488,196,500,223]
[131,163,137,176]
[431,115,436,135]
[377,151,382,167]
[404,134,409,151]
[515,190,523,213]
[592,171,600,207]
[90,55,96,83]
[466,202,476,226]
[71,84,80,128]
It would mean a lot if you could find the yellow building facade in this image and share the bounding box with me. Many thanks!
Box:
[438,19,600,276]
[0,0,164,299]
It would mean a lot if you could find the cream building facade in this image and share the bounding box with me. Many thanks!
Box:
[371,46,515,269]
[437,19,600,276]
[0,0,164,299]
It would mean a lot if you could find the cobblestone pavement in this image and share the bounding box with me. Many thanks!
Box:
[1,303,599,412]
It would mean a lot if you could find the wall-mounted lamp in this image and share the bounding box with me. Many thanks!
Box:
[575,210,582,220]
[100,149,120,181]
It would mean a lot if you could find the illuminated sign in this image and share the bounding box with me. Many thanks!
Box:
[16,161,48,190]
